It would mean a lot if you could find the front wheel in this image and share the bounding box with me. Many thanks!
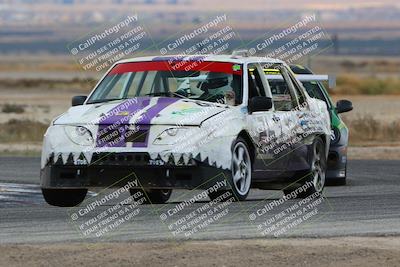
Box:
[129,189,172,204]
[209,137,252,202]
[42,188,87,207]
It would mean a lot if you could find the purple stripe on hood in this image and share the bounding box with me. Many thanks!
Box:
[96,97,150,147]
[140,97,179,124]
[96,97,179,148]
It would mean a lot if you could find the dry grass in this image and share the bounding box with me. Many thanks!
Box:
[344,115,400,145]
[1,75,399,96]
[338,59,400,74]
[1,103,25,114]
[0,119,48,143]
[0,78,97,92]
[333,75,400,95]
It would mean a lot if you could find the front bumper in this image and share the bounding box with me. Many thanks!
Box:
[326,145,347,179]
[40,152,230,190]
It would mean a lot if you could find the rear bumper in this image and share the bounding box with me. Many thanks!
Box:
[40,152,229,190]
[326,145,347,179]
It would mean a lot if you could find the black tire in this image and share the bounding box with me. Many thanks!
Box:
[42,188,87,207]
[283,136,327,198]
[209,137,252,202]
[129,189,172,204]
[327,164,347,186]
[327,177,346,186]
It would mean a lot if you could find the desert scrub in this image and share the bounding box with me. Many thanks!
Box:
[0,119,48,142]
[0,78,97,92]
[334,75,400,95]
[1,104,25,114]
[344,115,400,144]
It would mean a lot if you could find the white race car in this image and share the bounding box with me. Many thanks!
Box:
[40,53,330,206]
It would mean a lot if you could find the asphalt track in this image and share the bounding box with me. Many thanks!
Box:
[0,157,399,243]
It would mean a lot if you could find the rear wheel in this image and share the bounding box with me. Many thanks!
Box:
[284,137,327,198]
[209,137,252,202]
[328,177,346,186]
[42,188,87,207]
[129,189,172,204]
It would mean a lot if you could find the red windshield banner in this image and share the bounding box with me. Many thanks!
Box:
[109,61,243,75]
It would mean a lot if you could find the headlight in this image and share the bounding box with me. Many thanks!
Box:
[330,127,340,144]
[64,126,94,146]
[153,127,190,145]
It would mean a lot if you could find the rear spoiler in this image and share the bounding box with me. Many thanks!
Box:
[266,74,336,89]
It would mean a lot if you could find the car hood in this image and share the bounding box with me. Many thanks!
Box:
[54,97,229,126]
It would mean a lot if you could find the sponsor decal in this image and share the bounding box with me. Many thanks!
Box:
[116,111,130,116]
[172,107,203,116]
[232,64,241,71]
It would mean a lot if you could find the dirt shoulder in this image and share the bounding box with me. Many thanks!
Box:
[349,146,400,160]
[1,237,399,267]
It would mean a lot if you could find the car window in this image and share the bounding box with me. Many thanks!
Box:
[126,72,142,98]
[264,66,297,111]
[302,82,326,102]
[247,65,266,99]
[288,74,306,104]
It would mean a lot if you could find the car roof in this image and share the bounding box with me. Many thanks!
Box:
[117,54,285,65]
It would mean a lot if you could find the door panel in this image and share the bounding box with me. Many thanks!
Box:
[246,64,288,173]
[247,111,286,172]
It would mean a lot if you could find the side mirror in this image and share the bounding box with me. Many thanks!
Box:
[249,96,273,113]
[72,95,87,106]
[336,99,353,113]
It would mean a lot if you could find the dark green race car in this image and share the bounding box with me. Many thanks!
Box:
[290,65,353,185]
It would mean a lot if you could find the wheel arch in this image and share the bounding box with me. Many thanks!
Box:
[317,133,330,158]
[310,133,329,164]
[235,130,256,165]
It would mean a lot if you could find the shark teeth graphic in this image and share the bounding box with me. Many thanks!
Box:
[149,152,158,160]
[160,152,170,163]
[147,152,196,166]
[199,152,207,162]
[176,155,184,165]
[194,153,201,161]
[183,153,190,165]
[167,153,175,165]
[66,153,74,164]
[61,153,69,165]
[46,153,55,166]
[83,152,93,164]
[49,150,227,169]
[172,153,181,164]
[54,153,61,164]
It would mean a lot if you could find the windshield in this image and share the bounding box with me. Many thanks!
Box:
[87,61,243,105]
